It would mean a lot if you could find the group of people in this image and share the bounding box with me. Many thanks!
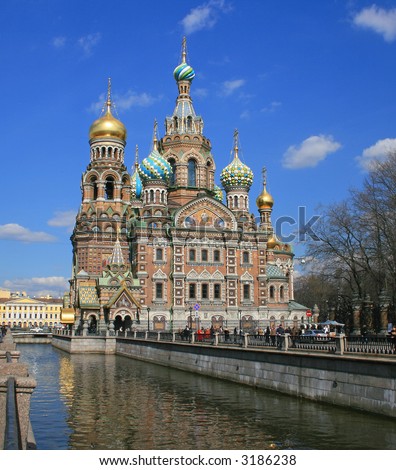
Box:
[0,325,7,340]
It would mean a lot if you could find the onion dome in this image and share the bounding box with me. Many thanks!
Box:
[256,167,274,209]
[138,125,173,184]
[220,130,253,190]
[131,145,143,199]
[173,37,195,82]
[213,184,223,202]
[256,186,274,209]
[139,149,172,184]
[267,234,281,249]
[89,79,127,141]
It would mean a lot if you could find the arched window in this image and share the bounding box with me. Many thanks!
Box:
[280,286,284,300]
[105,176,114,200]
[186,116,192,131]
[168,158,176,186]
[234,195,239,208]
[188,159,196,187]
[90,176,98,200]
[270,286,275,299]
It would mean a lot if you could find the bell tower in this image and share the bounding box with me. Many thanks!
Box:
[70,79,132,279]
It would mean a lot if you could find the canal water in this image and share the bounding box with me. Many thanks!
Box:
[19,344,396,450]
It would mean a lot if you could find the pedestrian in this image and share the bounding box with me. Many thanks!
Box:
[265,326,270,344]
[270,325,276,346]
[276,324,285,349]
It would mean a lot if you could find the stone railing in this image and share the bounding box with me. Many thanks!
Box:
[113,330,396,357]
[0,332,36,449]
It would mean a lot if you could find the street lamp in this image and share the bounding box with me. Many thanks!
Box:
[189,306,193,330]
[147,307,150,331]
[238,309,242,334]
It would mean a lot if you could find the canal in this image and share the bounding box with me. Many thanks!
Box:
[19,344,396,450]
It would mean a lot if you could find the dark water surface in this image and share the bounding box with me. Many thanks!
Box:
[19,344,396,450]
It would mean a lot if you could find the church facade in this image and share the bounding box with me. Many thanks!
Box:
[61,39,306,333]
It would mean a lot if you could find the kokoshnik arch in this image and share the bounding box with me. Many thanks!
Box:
[61,38,307,333]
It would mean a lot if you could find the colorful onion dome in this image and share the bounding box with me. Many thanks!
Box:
[173,37,195,82]
[173,62,195,82]
[138,148,173,184]
[220,131,253,190]
[89,79,127,141]
[213,184,223,202]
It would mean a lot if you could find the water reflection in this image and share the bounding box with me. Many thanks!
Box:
[19,344,396,450]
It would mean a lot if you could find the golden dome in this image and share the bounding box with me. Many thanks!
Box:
[256,186,274,209]
[266,234,280,249]
[89,79,127,141]
[89,107,127,141]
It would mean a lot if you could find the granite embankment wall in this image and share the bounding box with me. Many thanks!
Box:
[52,335,396,418]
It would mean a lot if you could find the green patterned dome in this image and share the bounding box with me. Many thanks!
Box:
[213,184,223,202]
[138,148,173,185]
[173,62,195,82]
[220,155,253,190]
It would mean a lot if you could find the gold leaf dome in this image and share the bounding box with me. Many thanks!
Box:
[89,79,127,141]
[256,186,274,209]
[266,234,280,249]
[89,107,127,141]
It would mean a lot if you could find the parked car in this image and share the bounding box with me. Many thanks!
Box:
[299,330,330,343]
[30,327,44,333]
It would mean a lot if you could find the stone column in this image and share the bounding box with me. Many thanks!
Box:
[362,294,374,333]
[379,290,390,336]
[15,377,37,450]
[351,293,362,335]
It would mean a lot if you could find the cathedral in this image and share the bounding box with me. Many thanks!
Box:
[61,39,306,333]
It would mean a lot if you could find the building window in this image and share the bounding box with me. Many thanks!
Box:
[202,283,209,299]
[213,249,220,262]
[155,283,163,299]
[201,249,208,262]
[189,283,196,299]
[156,248,163,261]
[280,285,284,300]
[105,176,114,200]
[169,158,176,186]
[189,249,196,262]
[242,251,249,263]
[214,283,221,299]
[270,286,275,299]
[243,284,250,300]
[187,159,196,187]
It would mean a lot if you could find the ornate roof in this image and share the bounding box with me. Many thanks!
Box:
[220,130,253,191]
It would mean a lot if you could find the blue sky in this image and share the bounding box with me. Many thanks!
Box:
[2,0,396,297]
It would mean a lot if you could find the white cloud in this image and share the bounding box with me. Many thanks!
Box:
[89,90,158,114]
[180,0,231,34]
[3,277,68,297]
[356,138,396,170]
[261,101,282,113]
[52,36,66,48]
[283,135,342,169]
[221,79,245,96]
[77,33,101,56]
[47,211,76,230]
[353,5,396,42]
[0,224,56,243]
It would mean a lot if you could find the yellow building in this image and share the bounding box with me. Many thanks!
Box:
[0,296,63,329]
